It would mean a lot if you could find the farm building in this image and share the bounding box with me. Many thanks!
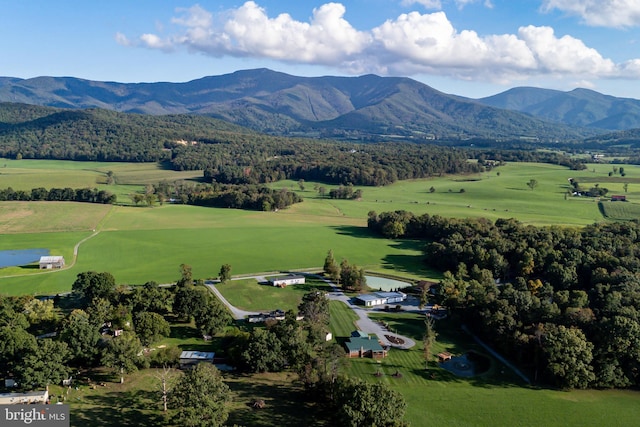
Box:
[355,291,407,307]
[269,274,305,287]
[345,335,387,359]
[0,390,49,405]
[179,351,215,369]
[611,195,627,201]
[39,256,65,269]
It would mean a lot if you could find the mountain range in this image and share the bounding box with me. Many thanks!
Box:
[1,68,637,142]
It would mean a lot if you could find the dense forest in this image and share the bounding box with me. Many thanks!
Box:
[369,211,640,389]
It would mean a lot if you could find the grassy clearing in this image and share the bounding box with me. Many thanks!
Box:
[216,276,332,312]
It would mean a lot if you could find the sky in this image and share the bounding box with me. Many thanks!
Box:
[2,0,640,99]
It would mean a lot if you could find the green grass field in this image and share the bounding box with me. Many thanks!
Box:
[216,276,333,312]
[2,156,638,427]
[2,160,640,295]
[328,301,640,427]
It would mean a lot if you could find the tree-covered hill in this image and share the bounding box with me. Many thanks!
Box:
[0,103,253,162]
[0,69,599,141]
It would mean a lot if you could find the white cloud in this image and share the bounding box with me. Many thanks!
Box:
[542,0,640,28]
[400,0,442,9]
[517,26,616,75]
[124,1,640,84]
[115,32,131,47]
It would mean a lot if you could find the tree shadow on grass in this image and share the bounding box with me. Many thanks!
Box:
[72,389,166,427]
[225,373,326,427]
[331,225,380,239]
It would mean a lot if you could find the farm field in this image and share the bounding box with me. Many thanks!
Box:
[1,159,640,294]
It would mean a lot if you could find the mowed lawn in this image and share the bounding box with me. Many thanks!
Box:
[216,276,333,312]
[329,302,640,427]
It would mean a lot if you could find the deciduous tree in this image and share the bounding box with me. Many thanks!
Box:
[169,363,231,427]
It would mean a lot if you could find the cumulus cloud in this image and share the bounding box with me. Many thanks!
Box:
[541,0,640,27]
[123,1,640,84]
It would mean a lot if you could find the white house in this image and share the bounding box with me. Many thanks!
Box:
[355,291,407,307]
[39,256,65,269]
[269,274,305,287]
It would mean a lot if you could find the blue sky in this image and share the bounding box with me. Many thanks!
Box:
[2,0,640,98]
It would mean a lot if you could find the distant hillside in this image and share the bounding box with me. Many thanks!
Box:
[0,103,253,162]
[478,87,640,131]
[0,69,597,141]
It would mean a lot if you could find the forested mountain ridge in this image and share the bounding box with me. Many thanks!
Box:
[478,87,640,131]
[0,102,490,186]
[0,103,253,161]
[0,69,598,141]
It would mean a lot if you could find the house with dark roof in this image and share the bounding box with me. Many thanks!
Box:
[345,334,387,359]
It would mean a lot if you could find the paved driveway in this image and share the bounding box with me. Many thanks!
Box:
[206,274,417,349]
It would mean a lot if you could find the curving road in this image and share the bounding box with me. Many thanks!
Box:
[206,273,417,350]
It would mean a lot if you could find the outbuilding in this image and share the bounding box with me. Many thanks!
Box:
[39,256,65,269]
[179,351,215,369]
[355,291,407,307]
[269,274,305,287]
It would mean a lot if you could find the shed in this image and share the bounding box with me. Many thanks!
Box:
[611,195,627,201]
[179,351,215,369]
[39,256,65,269]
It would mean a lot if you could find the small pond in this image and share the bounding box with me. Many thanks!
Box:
[0,249,49,268]
[365,275,412,292]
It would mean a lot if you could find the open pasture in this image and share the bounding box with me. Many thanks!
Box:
[273,161,640,226]
[2,160,640,295]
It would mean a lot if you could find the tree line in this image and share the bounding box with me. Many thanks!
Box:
[0,186,116,204]
[369,210,640,389]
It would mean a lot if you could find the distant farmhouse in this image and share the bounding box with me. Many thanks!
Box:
[611,195,627,202]
[355,291,406,307]
[179,351,215,369]
[345,331,387,359]
[269,274,305,287]
[38,255,65,269]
